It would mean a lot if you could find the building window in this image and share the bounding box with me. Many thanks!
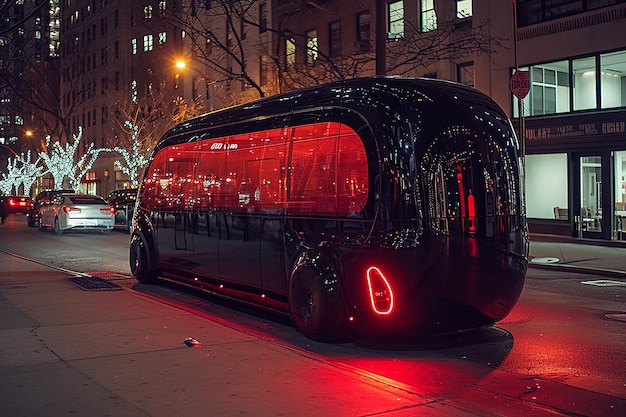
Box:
[160,1,167,17]
[573,56,597,111]
[513,61,570,117]
[144,34,154,52]
[526,153,568,220]
[286,37,295,66]
[329,20,341,58]
[516,0,623,27]
[421,0,437,32]
[600,50,626,109]
[144,5,153,20]
[456,0,472,18]
[356,11,370,53]
[260,56,269,86]
[388,1,404,39]
[457,62,474,87]
[159,31,167,44]
[131,38,137,55]
[259,2,267,33]
[306,29,318,65]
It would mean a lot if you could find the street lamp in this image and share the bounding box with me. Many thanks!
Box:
[174,59,214,111]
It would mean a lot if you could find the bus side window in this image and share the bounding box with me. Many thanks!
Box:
[289,123,340,216]
[337,127,368,217]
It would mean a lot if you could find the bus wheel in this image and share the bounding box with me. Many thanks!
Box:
[130,236,158,284]
[289,253,343,341]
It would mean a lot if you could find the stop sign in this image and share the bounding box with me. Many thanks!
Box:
[510,70,530,99]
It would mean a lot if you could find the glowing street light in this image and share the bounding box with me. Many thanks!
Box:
[176,60,186,69]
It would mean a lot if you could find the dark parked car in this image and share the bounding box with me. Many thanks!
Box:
[106,189,138,231]
[4,195,33,215]
[28,190,75,227]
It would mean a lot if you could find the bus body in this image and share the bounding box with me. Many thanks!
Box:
[130,77,528,340]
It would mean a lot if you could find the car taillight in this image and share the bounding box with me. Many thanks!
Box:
[366,266,394,315]
[63,206,80,214]
[8,198,16,206]
[101,206,115,214]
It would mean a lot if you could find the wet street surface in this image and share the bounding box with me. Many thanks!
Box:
[1,214,625,416]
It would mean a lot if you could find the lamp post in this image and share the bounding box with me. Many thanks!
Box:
[175,59,214,112]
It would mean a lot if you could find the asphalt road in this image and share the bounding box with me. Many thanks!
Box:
[1,213,625,416]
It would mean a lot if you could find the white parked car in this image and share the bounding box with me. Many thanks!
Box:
[38,193,115,235]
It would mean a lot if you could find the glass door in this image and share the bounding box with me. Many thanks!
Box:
[615,151,626,240]
[579,156,602,236]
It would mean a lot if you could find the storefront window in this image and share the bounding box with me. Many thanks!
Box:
[525,153,568,219]
[600,51,626,109]
[573,57,597,110]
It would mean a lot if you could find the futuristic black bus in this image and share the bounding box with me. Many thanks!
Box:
[130,77,528,341]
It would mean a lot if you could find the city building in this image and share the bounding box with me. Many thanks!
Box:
[0,0,60,182]
[5,0,626,241]
[269,0,626,241]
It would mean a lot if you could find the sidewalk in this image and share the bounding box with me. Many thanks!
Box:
[529,234,626,278]
[0,250,467,417]
[1,237,625,417]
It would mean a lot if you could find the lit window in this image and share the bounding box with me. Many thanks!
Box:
[159,1,167,18]
[144,5,153,20]
[573,57,596,111]
[456,0,472,18]
[131,38,137,55]
[144,34,154,52]
[421,0,437,32]
[600,50,626,109]
[388,1,404,39]
[159,31,167,44]
[286,38,295,66]
[306,29,318,65]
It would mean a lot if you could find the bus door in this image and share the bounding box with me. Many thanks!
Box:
[156,147,196,277]
[194,174,221,282]
[217,144,263,290]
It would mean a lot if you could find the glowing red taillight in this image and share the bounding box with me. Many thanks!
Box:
[366,266,394,315]
[62,206,80,214]
[101,206,115,214]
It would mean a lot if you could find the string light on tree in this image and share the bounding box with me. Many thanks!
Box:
[39,127,103,192]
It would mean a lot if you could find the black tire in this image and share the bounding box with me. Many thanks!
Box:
[102,228,112,235]
[38,217,45,231]
[54,217,63,235]
[288,252,344,341]
[130,235,158,284]
[27,216,36,227]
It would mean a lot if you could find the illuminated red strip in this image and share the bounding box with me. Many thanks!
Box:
[366,266,394,315]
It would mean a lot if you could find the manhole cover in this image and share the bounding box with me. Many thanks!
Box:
[530,257,560,264]
[67,276,122,291]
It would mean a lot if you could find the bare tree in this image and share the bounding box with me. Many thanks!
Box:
[268,1,506,91]
[164,0,275,106]
[110,80,205,162]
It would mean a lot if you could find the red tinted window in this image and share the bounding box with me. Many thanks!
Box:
[142,144,198,211]
[288,122,368,217]
[142,122,368,216]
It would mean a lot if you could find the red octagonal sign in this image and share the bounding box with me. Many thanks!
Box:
[510,70,530,99]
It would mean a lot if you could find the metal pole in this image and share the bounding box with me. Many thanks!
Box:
[375,0,386,76]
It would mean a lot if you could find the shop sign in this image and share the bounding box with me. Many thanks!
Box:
[525,121,625,140]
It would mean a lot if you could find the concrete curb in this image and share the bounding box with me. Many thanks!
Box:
[528,262,626,279]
